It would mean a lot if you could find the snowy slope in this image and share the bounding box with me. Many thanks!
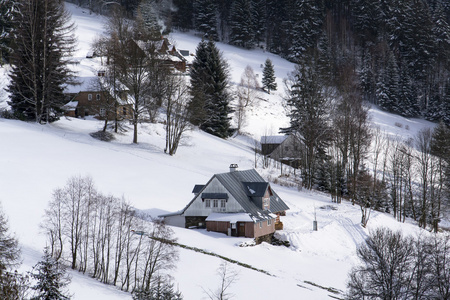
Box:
[0,2,439,299]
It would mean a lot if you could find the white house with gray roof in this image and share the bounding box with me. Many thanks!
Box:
[160,164,289,242]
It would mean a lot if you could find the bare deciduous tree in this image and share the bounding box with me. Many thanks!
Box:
[347,227,415,300]
[203,262,239,300]
[235,65,260,133]
[238,65,260,107]
[164,75,191,155]
[42,189,65,261]
[347,228,450,300]
[416,128,434,229]
[43,176,180,292]
[103,6,169,143]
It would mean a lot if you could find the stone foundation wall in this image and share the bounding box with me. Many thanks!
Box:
[255,233,274,244]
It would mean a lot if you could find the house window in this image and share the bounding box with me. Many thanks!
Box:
[96,94,100,101]
[88,94,92,101]
[205,199,211,208]
[263,197,270,210]
[220,199,226,208]
[268,219,272,226]
[213,200,219,208]
[100,108,106,117]
[259,222,262,228]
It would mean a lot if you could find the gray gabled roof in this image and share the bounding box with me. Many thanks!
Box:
[242,182,269,197]
[214,169,289,222]
[192,184,205,194]
[260,135,288,145]
[161,169,289,222]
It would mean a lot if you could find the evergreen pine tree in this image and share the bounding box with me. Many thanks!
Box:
[172,0,194,30]
[0,206,20,278]
[251,0,266,47]
[0,0,16,64]
[188,39,210,126]
[376,72,390,112]
[137,0,162,37]
[7,0,76,122]
[0,204,23,299]
[425,0,450,123]
[282,57,331,189]
[30,247,71,300]
[201,40,233,138]
[262,58,277,94]
[229,0,255,49]
[431,121,450,208]
[194,0,218,40]
[189,39,232,138]
[360,50,376,103]
[397,64,420,117]
[265,0,286,54]
[132,275,183,300]
[287,0,324,62]
[351,0,380,46]
[431,121,450,163]
[388,0,434,117]
[316,32,333,84]
[379,49,399,112]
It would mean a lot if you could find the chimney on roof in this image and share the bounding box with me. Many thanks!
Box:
[229,164,238,172]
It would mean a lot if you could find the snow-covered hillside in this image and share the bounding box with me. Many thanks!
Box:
[0,2,439,299]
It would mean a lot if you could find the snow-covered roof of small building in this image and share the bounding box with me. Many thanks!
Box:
[260,135,288,144]
[206,213,253,223]
[63,77,97,94]
[62,100,78,111]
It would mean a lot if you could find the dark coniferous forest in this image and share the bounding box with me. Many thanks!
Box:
[3,0,448,124]
[175,0,450,124]
[67,0,449,124]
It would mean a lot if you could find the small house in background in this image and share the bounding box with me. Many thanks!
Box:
[260,135,288,156]
[178,49,194,70]
[62,76,133,120]
[260,134,302,169]
[86,51,95,58]
[160,164,289,244]
[134,37,188,72]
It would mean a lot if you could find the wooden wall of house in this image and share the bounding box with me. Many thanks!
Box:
[205,220,276,239]
[261,143,280,156]
[184,177,245,217]
[206,221,230,234]
[115,104,133,120]
[245,222,254,238]
[273,135,300,156]
[73,91,107,117]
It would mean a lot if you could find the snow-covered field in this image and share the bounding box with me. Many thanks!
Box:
[0,2,439,299]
